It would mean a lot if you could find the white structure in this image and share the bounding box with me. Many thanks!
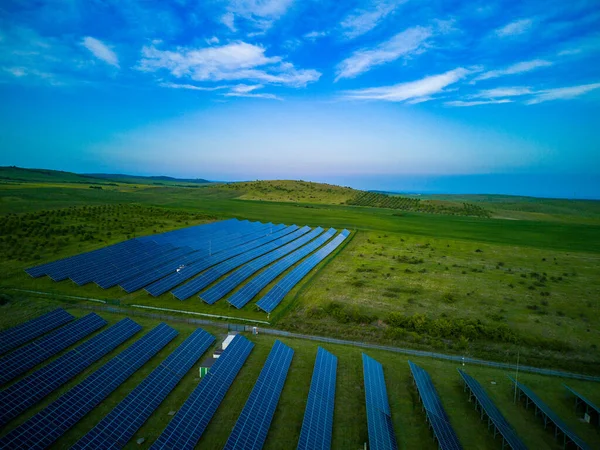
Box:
[222,334,235,350]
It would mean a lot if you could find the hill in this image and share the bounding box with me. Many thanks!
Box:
[218,180,358,204]
[86,173,212,185]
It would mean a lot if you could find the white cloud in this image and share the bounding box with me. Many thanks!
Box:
[525,83,600,104]
[229,83,263,93]
[340,0,402,40]
[206,36,220,45]
[494,18,534,37]
[158,81,230,91]
[81,37,119,67]
[471,87,533,98]
[303,31,328,40]
[335,26,431,81]
[223,0,294,32]
[445,99,513,107]
[4,66,27,77]
[221,83,281,99]
[139,42,320,87]
[473,59,552,82]
[341,67,472,102]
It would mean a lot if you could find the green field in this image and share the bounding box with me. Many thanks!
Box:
[1,168,599,448]
[0,298,599,450]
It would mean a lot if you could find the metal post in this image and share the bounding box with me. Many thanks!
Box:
[513,350,520,404]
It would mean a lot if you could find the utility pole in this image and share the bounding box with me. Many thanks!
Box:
[513,350,520,404]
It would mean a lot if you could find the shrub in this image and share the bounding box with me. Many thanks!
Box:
[441,292,457,304]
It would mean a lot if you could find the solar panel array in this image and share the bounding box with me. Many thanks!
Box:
[151,334,255,450]
[509,376,590,450]
[228,228,337,309]
[408,361,462,450]
[0,313,107,385]
[297,347,337,450]
[73,327,215,450]
[564,384,600,425]
[256,229,350,313]
[362,353,398,450]
[201,226,322,304]
[223,340,294,450]
[457,370,526,450]
[0,323,178,450]
[0,308,74,355]
[147,223,293,297]
[0,318,141,427]
[172,225,310,300]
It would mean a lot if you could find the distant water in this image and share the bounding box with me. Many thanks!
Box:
[319,174,600,200]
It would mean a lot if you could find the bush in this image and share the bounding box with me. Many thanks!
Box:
[441,292,457,304]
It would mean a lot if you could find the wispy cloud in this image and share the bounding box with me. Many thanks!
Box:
[341,67,472,102]
[223,0,294,32]
[471,87,533,98]
[158,82,229,91]
[139,42,320,87]
[526,83,600,104]
[494,18,534,37]
[81,37,119,67]
[303,30,328,41]
[446,99,513,107]
[222,84,281,99]
[473,59,552,82]
[335,26,431,81]
[340,0,402,40]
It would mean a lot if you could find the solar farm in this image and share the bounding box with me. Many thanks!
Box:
[24,219,350,315]
[1,306,599,449]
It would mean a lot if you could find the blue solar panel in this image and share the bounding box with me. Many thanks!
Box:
[458,370,526,450]
[0,323,178,450]
[297,347,337,450]
[256,230,350,313]
[72,328,215,449]
[0,313,107,385]
[0,308,74,355]
[0,318,141,427]
[224,340,294,450]
[509,376,590,450]
[362,354,398,450]
[200,227,324,304]
[564,384,600,426]
[143,223,291,297]
[151,335,254,450]
[228,228,337,309]
[172,225,308,300]
[409,361,462,450]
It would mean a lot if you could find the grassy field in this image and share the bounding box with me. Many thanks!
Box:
[0,298,599,450]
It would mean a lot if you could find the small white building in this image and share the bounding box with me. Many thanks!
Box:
[222,333,237,350]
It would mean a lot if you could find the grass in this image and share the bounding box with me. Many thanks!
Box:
[0,297,599,449]
[276,230,600,374]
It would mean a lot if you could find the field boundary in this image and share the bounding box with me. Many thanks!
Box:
[61,302,600,382]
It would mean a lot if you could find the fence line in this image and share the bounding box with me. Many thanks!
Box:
[73,303,600,382]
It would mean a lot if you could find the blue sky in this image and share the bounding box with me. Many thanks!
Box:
[1,0,599,197]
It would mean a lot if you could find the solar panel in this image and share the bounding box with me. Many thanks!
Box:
[224,340,294,450]
[0,323,178,450]
[509,376,590,450]
[228,228,337,309]
[151,334,254,450]
[172,225,309,300]
[457,370,526,450]
[297,347,337,450]
[564,384,600,426]
[0,318,141,427]
[144,224,292,297]
[201,226,322,304]
[0,308,74,355]
[256,230,350,313]
[408,361,462,450]
[72,327,215,449]
[362,354,398,450]
[0,313,107,385]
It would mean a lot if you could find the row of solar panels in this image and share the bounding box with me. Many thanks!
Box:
[0,309,339,449]
[25,219,351,313]
[0,309,597,449]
